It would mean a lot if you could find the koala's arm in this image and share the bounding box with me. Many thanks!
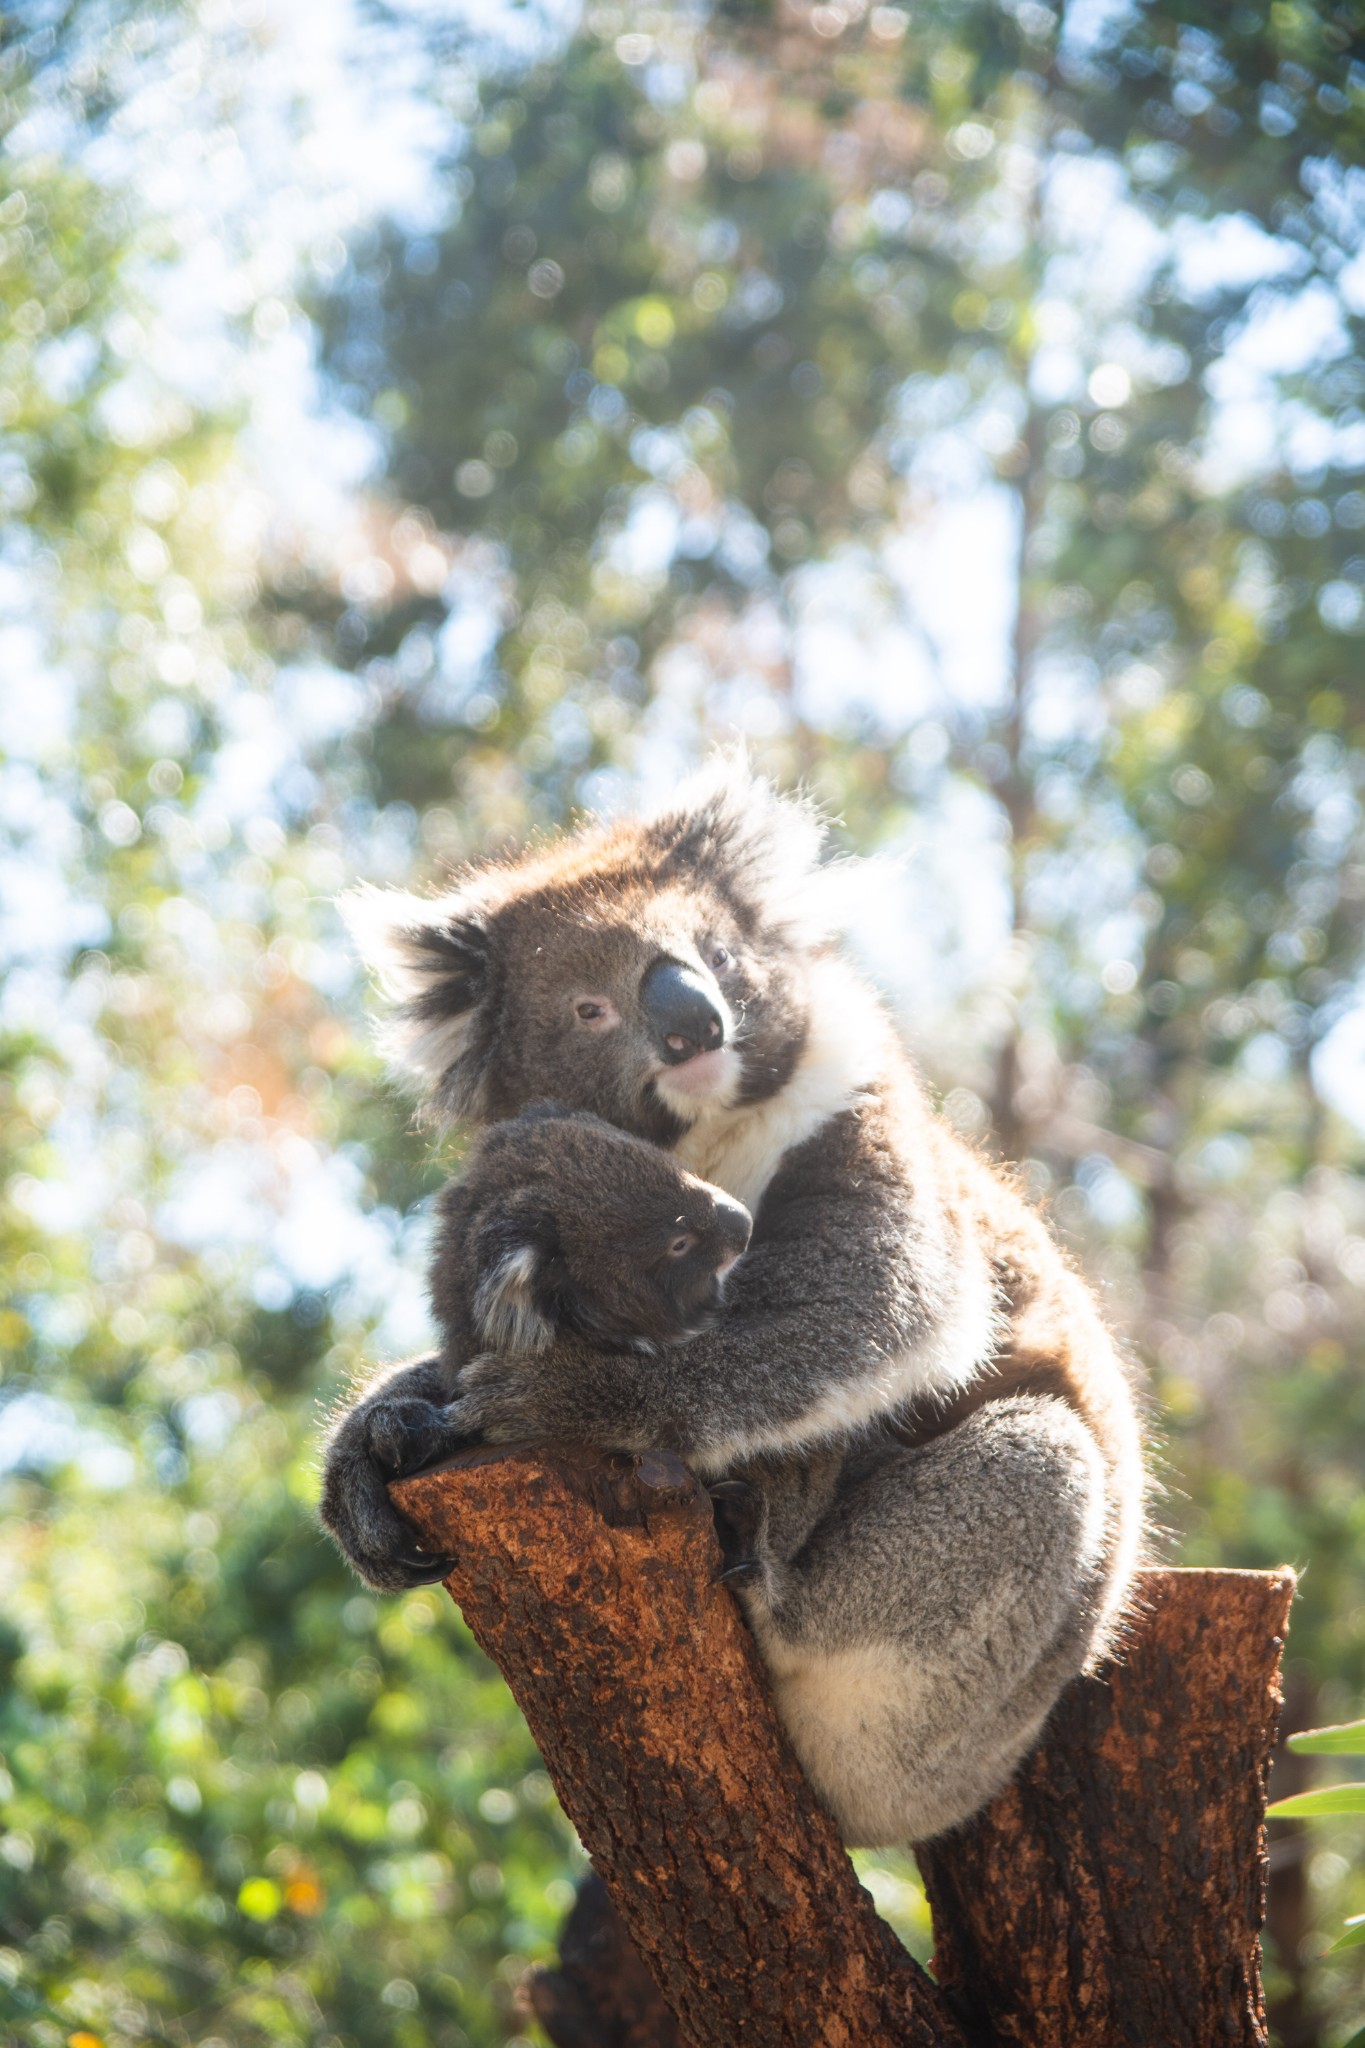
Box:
[444,1094,994,1469]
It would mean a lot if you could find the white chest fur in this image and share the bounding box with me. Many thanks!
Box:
[673,960,890,1217]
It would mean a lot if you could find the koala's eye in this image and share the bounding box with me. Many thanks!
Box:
[707,944,732,972]
[573,996,620,1031]
[667,1232,696,1258]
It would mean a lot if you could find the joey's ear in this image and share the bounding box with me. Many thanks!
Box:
[471,1228,556,1355]
[644,748,844,943]
[339,885,493,1118]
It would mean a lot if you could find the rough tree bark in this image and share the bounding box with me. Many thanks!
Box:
[393,1450,1293,2048]
[395,1444,966,2048]
[917,1565,1297,2048]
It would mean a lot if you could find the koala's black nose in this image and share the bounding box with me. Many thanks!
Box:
[642,958,725,1065]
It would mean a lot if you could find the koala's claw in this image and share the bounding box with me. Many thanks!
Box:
[321,1479,457,1590]
[718,1555,762,1587]
[395,1546,458,1586]
[707,1476,767,1581]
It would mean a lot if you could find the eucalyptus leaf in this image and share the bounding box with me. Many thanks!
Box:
[1324,1918,1365,1956]
[1287,1719,1365,1756]
[1266,1785,1365,1820]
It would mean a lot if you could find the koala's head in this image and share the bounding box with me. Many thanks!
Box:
[449,1104,753,1353]
[343,759,845,1145]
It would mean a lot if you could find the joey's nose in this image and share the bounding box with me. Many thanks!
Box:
[642,958,725,1065]
[714,1194,752,1258]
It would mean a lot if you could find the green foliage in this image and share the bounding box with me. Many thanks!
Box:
[1292,1722,1365,1757]
[3,1,1365,2044]
[1271,1788,1365,1821]
[1326,1919,1365,1956]
[1277,1714,1365,1972]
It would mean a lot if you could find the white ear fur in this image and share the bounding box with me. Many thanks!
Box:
[648,749,853,944]
[340,886,444,1003]
[338,884,486,1102]
[472,1244,553,1354]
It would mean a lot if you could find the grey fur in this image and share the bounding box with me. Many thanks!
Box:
[319,1103,752,1589]
[319,761,1145,1842]
[725,1399,1112,1843]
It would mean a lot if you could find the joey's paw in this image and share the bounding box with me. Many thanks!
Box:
[319,1395,465,1592]
[707,1477,767,1585]
[367,1396,472,1480]
[443,1356,542,1445]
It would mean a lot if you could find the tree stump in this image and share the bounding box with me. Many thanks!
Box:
[393,1449,1293,2048]
[917,1566,1296,2048]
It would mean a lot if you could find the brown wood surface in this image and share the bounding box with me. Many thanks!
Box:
[394,1451,1294,2048]
[393,1444,970,2048]
[918,1565,1297,2048]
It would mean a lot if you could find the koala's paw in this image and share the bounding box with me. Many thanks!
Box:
[442,1356,541,1444]
[707,1477,767,1586]
[319,1396,467,1593]
[367,1396,468,1480]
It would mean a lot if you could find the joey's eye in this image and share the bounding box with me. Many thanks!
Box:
[577,1001,602,1020]
[707,945,732,972]
[667,1233,696,1258]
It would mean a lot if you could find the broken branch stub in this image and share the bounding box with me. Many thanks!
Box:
[917,1564,1296,2048]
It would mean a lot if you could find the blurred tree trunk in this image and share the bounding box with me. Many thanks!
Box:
[394,1450,1293,2048]
[523,1871,682,2048]
[1263,1673,1319,2048]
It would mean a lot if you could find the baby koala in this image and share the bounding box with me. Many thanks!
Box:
[433,1102,754,1366]
[321,1105,753,1588]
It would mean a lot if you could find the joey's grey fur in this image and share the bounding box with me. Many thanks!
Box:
[319,762,1145,1846]
[432,1104,752,1361]
[320,1103,750,1585]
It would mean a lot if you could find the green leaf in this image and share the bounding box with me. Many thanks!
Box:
[1337,2019,1365,2046]
[1287,1717,1365,1756]
[1325,1916,1365,1955]
[1266,1784,1365,1819]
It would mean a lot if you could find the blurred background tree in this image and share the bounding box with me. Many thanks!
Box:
[1,2,1363,2045]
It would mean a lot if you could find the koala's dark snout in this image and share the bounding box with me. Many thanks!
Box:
[712,1193,752,1265]
[642,958,725,1065]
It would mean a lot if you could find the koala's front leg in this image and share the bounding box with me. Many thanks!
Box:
[319,1354,472,1591]
[437,1339,653,1451]
[738,1396,1119,1847]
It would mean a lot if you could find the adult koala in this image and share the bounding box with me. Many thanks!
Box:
[320,763,1144,1846]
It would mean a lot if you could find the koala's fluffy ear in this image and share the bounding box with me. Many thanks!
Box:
[339,885,492,1118]
[470,1232,555,1354]
[646,750,850,943]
